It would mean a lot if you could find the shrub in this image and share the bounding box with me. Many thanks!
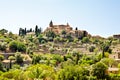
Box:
[9,41,26,52]
[89,46,95,52]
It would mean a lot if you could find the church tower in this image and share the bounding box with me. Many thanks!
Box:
[49,20,53,27]
[67,22,70,27]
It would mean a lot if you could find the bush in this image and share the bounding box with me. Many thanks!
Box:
[91,62,108,79]
[32,54,42,64]
[9,41,26,52]
[57,65,90,80]
[0,55,4,61]
[15,52,23,64]
[82,37,89,43]
[52,54,63,63]
[0,42,7,51]
[49,47,55,53]
[89,46,95,52]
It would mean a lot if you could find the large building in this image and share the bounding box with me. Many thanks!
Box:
[44,21,88,38]
[45,21,73,34]
[113,34,120,39]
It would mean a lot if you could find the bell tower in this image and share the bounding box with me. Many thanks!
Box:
[49,20,53,27]
[67,22,70,27]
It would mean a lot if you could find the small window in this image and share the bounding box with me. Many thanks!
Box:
[114,56,115,58]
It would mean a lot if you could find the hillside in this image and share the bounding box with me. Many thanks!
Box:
[0,25,120,80]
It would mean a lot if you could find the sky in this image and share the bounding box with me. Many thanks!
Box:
[0,0,120,37]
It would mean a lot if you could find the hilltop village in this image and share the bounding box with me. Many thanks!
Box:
[0,21,120,79]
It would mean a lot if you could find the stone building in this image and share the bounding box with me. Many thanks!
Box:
[113,34,120,39]
[44,21,88,38]
[45,21,73,34]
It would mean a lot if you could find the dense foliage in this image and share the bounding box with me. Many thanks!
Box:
[0,28,119,80]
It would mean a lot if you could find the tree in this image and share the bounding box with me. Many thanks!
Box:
[101,58,115,67]
[52,54,63,65]
[46,31,56,41]
[57,65,90,80]
[82,37,89,43]
[15,52,23,64]
[83,31,87,37]
[89,46,95,52]
[17,42,26,52]
[39,27,42,33]
[49,47,55,53]
[29,28,32,32]
[0,42,7,51]
[0,62,5,71]
[38,34,47,44]
[66,34,73,42]
[19,28,26,36]
[75,27,78,30]
[8,56,15,69]
[32,54,41,64]
[28,64,55,80]
[61,30,66,38]
[9,41,26,52]
[1,69,22,79]
[8,32,14,38]
[35,25,38,37]
[91,62,108,79]
[71,51,83,64]
[24,28,26,35]
[9,41,18,52]
[0,29,8,35]
[101,41,112,58]
[0,55,4,61]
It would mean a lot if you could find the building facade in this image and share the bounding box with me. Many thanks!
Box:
[44,21,88,38]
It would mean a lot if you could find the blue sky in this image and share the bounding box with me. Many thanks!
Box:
[0,0,120,37]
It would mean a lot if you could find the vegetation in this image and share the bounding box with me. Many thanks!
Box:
[0,27,119,80]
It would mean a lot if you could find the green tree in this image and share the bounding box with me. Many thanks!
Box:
[15,52,23,64]
[32,54,41,64]
[91,62,108,79]
[17,42,26,52]
[66,34,73,42]
[49,47,55,53]
[0,29,8,35]
[101,41,112,58]
[0,62,4,71]
[57,65,90,80]
[101,58,115,67]
[82,37,89,43]
[19,28,26,36]
[0,42,7,51]
[0,55,4,61]
[46,30,56,41]
[89,46,95,52]
[35,25,39,37]
[61,30,66,38]
[9,41,26,52]
[28,64,55,80]
[52,54,63,65]
[9,41,18,52]
[38,34,47,43]
[8,56,15,69]
[24,28,26,35]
